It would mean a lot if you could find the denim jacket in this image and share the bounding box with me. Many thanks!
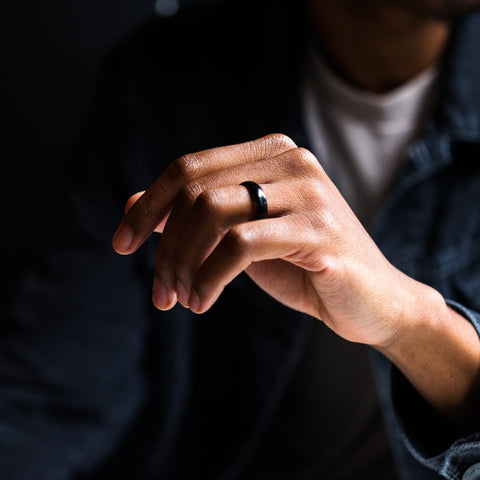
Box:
[1,1,479,479]
[369,12,480,480]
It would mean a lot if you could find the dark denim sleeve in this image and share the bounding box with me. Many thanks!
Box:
[0,55,156,478]
[388,301,480,480]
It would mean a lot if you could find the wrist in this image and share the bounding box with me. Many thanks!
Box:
[375,280,480,421]
[373,273,441,356]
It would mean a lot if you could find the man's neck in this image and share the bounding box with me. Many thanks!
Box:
[304,0,451,93]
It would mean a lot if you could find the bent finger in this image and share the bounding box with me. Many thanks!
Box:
[170,182,292,305]
[187,214,315,313]
[113,134,296,255]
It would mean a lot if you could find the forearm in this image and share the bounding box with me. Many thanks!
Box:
[378,283,480,423]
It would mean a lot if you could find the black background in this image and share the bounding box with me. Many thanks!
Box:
[2,0,159,303]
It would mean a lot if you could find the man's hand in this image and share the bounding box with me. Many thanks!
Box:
[113,133,480,421]
[112,133,431,349]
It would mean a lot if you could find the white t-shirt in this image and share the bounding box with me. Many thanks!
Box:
[302,47,440,226]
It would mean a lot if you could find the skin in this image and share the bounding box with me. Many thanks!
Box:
[304,0,451,92]
[112,0,480,423]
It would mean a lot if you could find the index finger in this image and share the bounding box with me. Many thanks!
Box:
[112,133,296,255]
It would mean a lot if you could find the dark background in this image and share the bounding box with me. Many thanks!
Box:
[2,0,164,302]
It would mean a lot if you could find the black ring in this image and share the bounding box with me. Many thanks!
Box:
[240,181,268,220]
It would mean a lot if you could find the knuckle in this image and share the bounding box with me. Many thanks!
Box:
[168,153,200,183]
[247,133,297,160]
[179,181,204,207]
[195,189,222,217]
[301,178,324,206]
[278,148,319,180]
[263,133,297,152]
[316,207,341,238]
[224,225,252,257]
[294,147,318,168]
[296,181,338,232]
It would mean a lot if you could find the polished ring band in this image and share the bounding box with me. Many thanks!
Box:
[240,181,268,220]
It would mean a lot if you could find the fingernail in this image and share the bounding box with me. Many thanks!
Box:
[188,289,201,313]
[113,222,135,254]
[176,280,189,308]
[152,278,169,310]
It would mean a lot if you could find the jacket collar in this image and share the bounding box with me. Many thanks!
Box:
[403,10,480,174]
[435,9,480,141]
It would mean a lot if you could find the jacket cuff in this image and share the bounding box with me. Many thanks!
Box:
[390,300,480,480]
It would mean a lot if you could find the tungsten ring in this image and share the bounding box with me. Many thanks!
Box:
[240,181,268,220]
